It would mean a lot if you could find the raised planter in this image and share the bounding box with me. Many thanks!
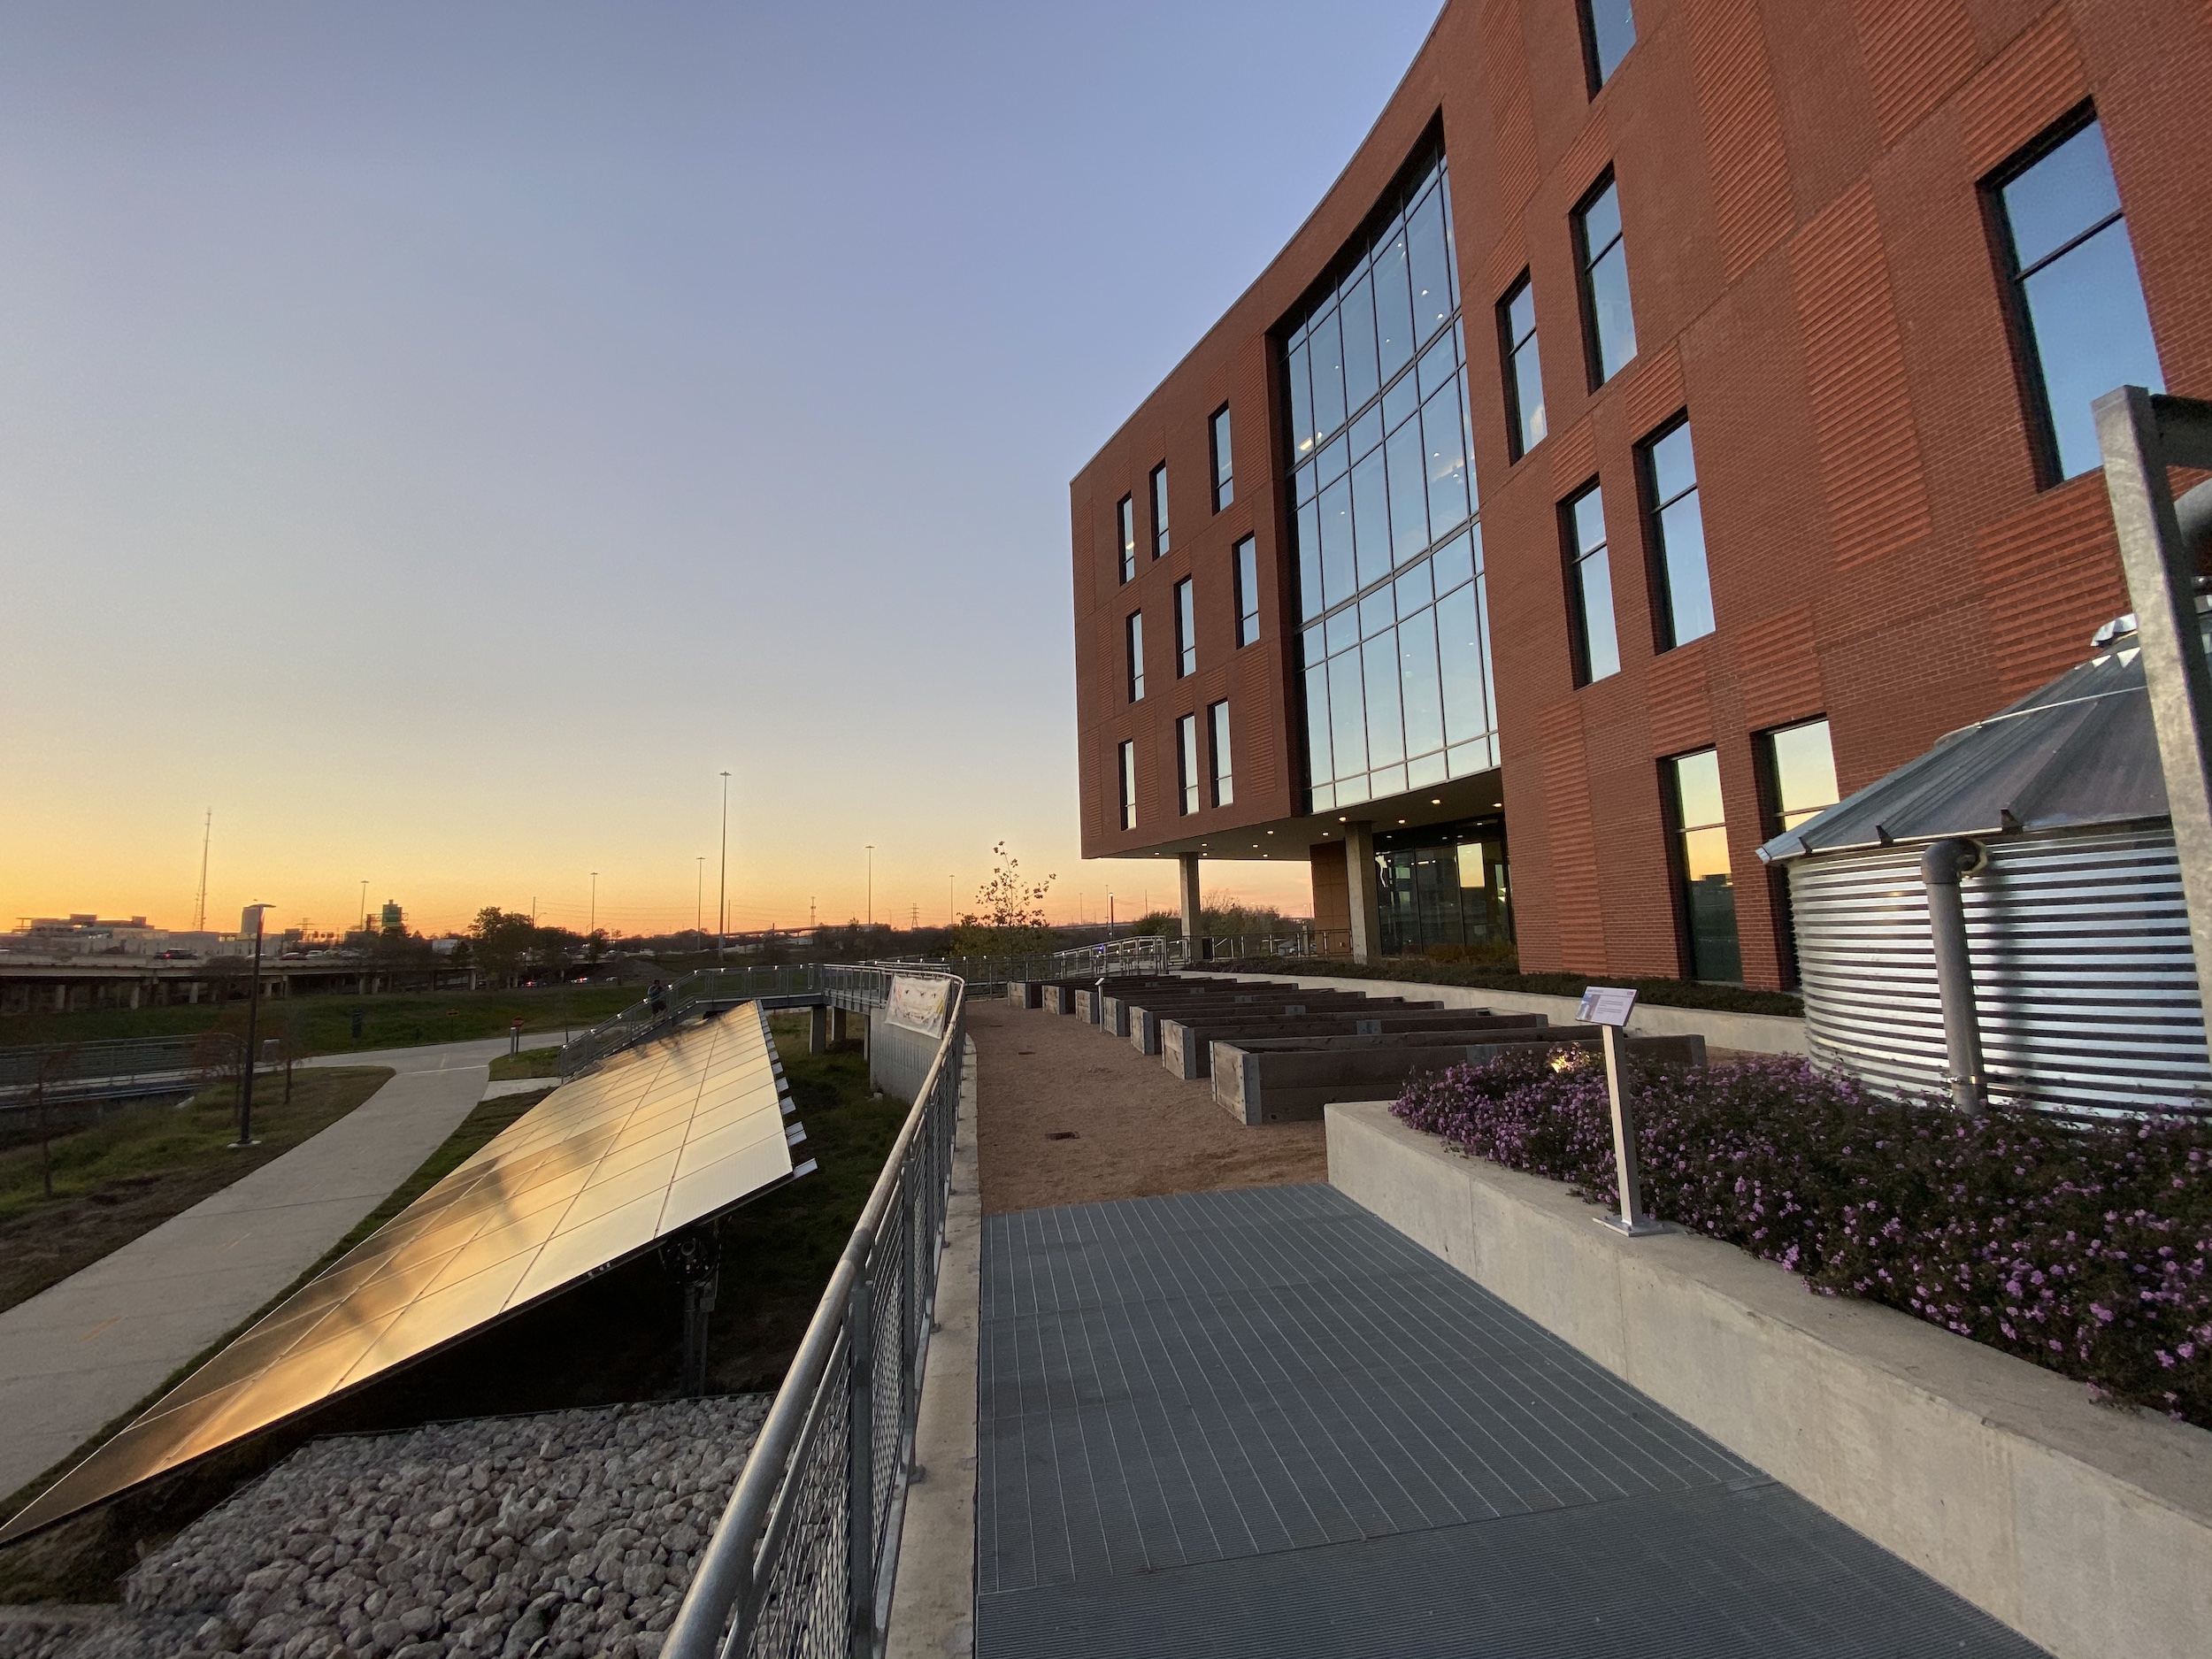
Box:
[1186,969,1807,1055]
[1325,1099,2212,1659]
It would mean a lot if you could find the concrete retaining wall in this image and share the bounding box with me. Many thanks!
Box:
[1186,970,1806,1055]
[1325,1099,2212,1659]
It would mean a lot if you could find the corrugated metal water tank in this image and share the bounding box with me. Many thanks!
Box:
[1787,823,2210,1116]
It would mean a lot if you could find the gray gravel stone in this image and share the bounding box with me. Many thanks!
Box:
[20,1398,767,1659]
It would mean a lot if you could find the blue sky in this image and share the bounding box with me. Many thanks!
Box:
[0,2,1443,935]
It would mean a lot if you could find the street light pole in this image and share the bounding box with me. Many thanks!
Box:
[949,873,955,927]
[234,903,269,1148]
[865,845,874,929]
[589,872,597,937]
[695,856,705,952]
[718,771,731,964]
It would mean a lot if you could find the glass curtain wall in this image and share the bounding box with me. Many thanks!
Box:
[1283,151,1496,815]
[1375,820,1511,956]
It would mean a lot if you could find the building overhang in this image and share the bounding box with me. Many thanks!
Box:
[1098,764,1503,864]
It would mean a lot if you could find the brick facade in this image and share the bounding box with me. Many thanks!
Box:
[1070,0,2211,988]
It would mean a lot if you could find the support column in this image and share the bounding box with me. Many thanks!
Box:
[1345,822,1381,965]
[829,1005,849,1045]
[1178,853,1203,962]
[810,1002,829,1055]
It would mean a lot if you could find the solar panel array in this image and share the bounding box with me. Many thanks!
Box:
[0,1003,807,1545]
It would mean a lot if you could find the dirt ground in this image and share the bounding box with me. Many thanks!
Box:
[969,998,1328,1216]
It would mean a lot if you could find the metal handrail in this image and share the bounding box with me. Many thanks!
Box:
[662,966,966,1659]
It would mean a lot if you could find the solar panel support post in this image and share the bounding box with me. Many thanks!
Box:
[2098,388,2212,1045]
[846,1272,877,1648]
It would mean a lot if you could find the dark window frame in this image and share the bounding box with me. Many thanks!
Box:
[1210,405,1234,511]
[1208,698,1233,807]
[1117,494,1136,585]
[1982,102,2117,490]
[1558,479,1609,687]
[1233,536,1260,648]
[1660,744,1742,983]
[1571,170,1629,392]
[1498,272,1540,463]
[1125,610,1145,703]
[1173,577,1196,678]
[1634,411,1706,654]
[1118,739,1138,831]
[1149,462,1171,557]
[1753,716,1837,990]
[1175,711,1201,816]
[1577,0,1635,97]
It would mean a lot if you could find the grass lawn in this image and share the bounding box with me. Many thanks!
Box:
[0,1068,395,1319]
[486,1044,564,1081]
[0,984,639,1056]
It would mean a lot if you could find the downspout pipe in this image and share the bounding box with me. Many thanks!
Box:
[1920,838,1987,1114]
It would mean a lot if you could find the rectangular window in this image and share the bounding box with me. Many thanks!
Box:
[1500,274,1546,460]
[1176,713,1201,816]
[1563,484,1620,684]
[1640,417,1714,648]
[1210,406,1234,511]
[1989,112,2164,483]
[1150,464,1171,557]
[1578,0,1636,94]
[1118,740,1138,831]
[1125,611,1145,703]
[1233,536,1260,647]
[1668,748,1740,981]
[1209,699,1233,806]
[1764,718,1839,832]
[1173,578,1196,677]
[1573,175,1637,387]
[1117,495,1136,584]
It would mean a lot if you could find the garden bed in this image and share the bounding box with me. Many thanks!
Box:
[1394,1048,2210,1427]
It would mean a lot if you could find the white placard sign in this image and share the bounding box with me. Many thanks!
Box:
[885,975,950,1037]
[1577,986,1639,1027]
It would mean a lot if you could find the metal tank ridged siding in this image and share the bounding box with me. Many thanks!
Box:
[1787,823,2210,1117]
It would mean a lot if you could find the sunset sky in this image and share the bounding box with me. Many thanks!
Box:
[0,3,1441,937]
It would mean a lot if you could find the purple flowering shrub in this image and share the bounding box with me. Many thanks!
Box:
[1394,1050,2212,1426]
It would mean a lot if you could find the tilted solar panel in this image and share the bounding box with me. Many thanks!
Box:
[0,1003,810,1545]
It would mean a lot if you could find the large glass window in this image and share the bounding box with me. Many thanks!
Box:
[1210,407,1234,511]
[1125,611,1145,703]
[1177,713,1200,815]
[1500,274,1546,460]
[1118,495,1135,585]
[1150,464,1171,557]
[1283,150,1494,814]
[1574,175,1636,387]
[1118,740,1138,831]
[1641,418,1713,648]
[1173,578,1196,677]
[1234,537,1260,647]
[1209,700,1233,807]
[1991,113,2163,481]
[1669,749,1740,981]
[1578,0,1636,94]
[1563,485,1620,684]
[1765,718,1839,830]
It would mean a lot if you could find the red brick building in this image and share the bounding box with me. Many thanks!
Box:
[1070,0,2210,990]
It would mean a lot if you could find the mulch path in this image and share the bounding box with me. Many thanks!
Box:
[968,999,1327,1216]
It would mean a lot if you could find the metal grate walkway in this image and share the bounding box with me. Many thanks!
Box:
[977,1183,2047,1658]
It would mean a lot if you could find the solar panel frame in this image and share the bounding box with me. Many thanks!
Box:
[0,1002,810,1546]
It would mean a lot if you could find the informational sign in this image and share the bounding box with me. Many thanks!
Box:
[1577,986,1639,1027]
[885,974,951,1037]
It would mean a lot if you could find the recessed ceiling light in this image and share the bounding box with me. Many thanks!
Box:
[1398,818,1407,825]
[1431,799,1441,805]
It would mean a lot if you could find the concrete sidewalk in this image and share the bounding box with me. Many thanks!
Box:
[0,1055,495,1504]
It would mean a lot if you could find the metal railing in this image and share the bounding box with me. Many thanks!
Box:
[0,1032,244,1112]
[655,965,965,1659]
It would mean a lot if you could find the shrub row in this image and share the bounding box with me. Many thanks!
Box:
[1393,1049,2212,1428]
[1215,956,1804,1018]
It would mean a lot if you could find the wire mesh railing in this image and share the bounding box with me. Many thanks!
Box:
[0,1032,245,1111]
[660,966,965,1659]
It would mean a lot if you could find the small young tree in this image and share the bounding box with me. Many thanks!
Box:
[948,842,1059,961]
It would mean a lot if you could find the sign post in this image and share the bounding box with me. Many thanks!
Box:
[1578,987,1666,1237]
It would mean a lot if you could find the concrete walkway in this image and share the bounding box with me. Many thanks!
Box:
[0,1046,506,1503]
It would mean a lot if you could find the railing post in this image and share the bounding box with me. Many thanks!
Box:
[846,1272,875,1649]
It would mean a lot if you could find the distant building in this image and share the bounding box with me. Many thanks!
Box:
[380,901,404,933]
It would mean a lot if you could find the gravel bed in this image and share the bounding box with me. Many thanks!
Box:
[12,1396,769,1659]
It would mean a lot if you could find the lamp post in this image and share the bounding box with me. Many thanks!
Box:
[948,873,955,928]
[696,856,705,952]
[865,845,874,929]
[589,872,598,937]
[718,772,731,964]
[234,903,271,1148]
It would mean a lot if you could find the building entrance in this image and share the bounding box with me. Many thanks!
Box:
[1374,817,1510,958]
